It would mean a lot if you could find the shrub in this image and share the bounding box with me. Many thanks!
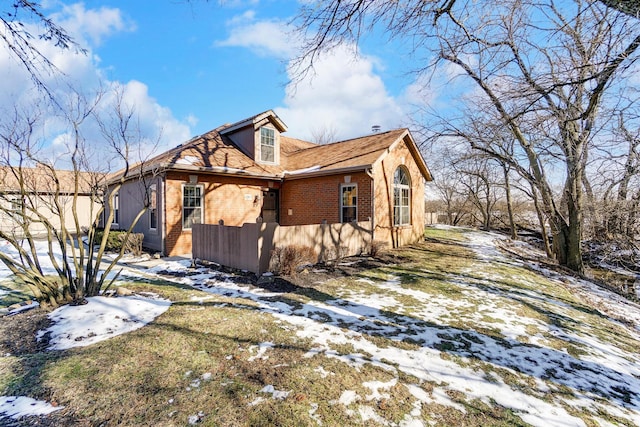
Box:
[269,245,317,276]
[320,245,350,264]
[93,230,144,256]
[369,240,388,257]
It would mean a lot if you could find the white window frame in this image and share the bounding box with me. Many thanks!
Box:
[149,184,158,230]
[260,126,276,163]
[182,184,203,230]
[5,196,25,224]
[112,192,119,226]
[393,167,411,226]
[340,184,358,223]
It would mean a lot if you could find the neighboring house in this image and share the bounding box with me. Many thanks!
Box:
[0,166,103,238]
[108,110,433,257]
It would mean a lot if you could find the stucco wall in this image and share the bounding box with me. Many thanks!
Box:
[0,194,100,238]
[279,172,372,226]
[372,137,426,247]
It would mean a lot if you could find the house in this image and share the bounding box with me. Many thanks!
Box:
[0,166,103,238]
[109,110,432,260]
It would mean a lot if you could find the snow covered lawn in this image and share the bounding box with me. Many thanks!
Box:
[1,226,639,426]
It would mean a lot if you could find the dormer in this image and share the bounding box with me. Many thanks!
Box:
[220,110,287,166]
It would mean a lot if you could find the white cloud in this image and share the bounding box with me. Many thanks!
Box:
[216,11,298,58]
[0,3,190,168]
[218,13,425,142]
[109,80,192,155]
[276,45,406,141]
[52,3,136,47]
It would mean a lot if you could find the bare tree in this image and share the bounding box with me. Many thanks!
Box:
[310,124,338,145]
[453,153,499,230]
[426,147,473,226]
[0,87,159,309]
[1,2,85,96]
[294,0,640,274]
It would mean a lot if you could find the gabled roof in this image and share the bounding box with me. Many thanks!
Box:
[122,128,285,180]
[0,166,103,195]
[282,128,431,180]
[219,109,287,135]
[112,111,432,183]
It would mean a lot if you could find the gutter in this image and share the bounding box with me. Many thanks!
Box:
[108,163,284,185]
[282,165,371,180]
[161,171,167,256]
[365,167,375,241]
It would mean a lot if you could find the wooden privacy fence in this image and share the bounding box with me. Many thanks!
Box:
[192,221,373,274]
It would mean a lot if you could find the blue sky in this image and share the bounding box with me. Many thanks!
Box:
[1,0,434,153]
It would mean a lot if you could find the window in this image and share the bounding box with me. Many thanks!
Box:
[149,184,157,230]
[112,192,119,225]
[341,184,357,223]
[393,167,411,226]
[183,185,203,229]
[260,127,275,163]
[10,196,23,213]
[5,196,25,223]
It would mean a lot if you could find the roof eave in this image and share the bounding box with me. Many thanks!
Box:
[220,110,288,135]
[168,164,282,180]
[283,165,371,180]
[376,130,433,181]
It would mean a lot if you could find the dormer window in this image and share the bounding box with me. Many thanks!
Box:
[260,127,275,163]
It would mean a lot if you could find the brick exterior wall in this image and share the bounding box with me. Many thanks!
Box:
[279,172,372,226]
[372,138,426,247]
[164,171,280,256]
[162,136,426,255]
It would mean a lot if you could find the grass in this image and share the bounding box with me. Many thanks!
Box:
[1,227,639,426]
[0,279,33,309]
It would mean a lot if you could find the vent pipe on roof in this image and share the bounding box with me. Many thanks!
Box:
[371,125,381,133]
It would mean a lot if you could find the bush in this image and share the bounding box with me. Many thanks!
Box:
[93,230,144,256]
[369,240,388,257]
[269,245,317,276]
[320,245,350,264]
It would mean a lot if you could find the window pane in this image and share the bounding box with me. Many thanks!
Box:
[113,194,119,224]
[262,145,274,162]
[150,185,157,207]
[261,127,275,146]
[261,127,275,162]
[342,207,356,223]
[192,207,201,225]
[401,206,410,225]
[183,185,203,229]
[341,185,357,222]
[392,167,411,226]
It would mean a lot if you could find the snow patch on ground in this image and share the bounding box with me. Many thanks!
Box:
[0,396,62,419]
[37,294,171,350]
[3,227,640,426]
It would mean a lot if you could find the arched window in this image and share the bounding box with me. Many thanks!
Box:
[393,167,411,226]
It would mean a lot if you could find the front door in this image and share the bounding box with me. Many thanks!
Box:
[261,189,279,223]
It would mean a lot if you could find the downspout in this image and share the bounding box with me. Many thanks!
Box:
[366,168,375,244]
[161,173,167,256]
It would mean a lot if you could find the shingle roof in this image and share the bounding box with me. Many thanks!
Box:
[112,111,432,182]
[0,166,103,194]
[121,128,285,180]
[283,129,408,174]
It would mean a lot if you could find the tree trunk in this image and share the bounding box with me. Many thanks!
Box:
[551,212,584,274]
[531,184,553,258]
[503,164,517,240]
